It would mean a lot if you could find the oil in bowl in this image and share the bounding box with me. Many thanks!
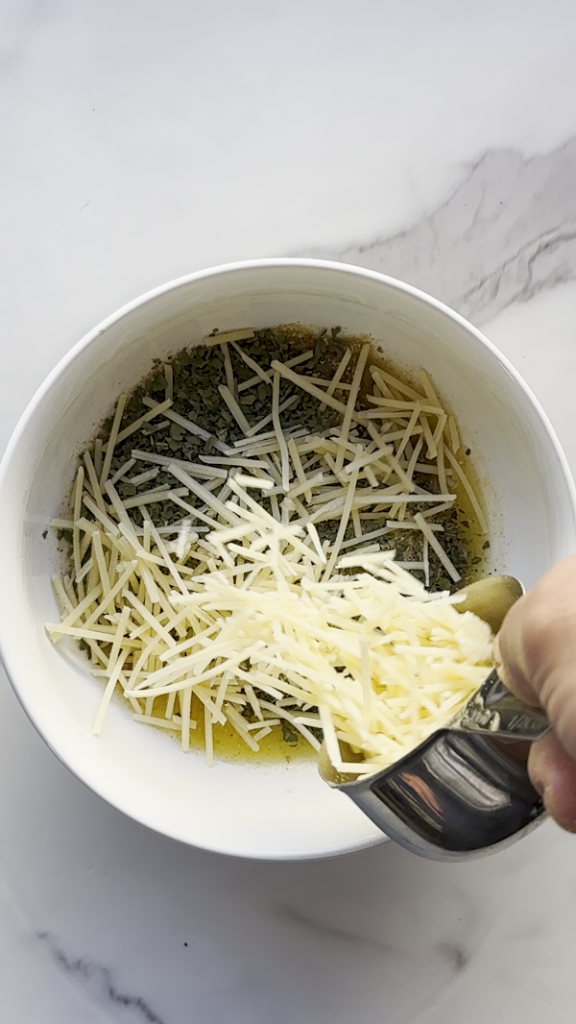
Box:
[48,323,489,770]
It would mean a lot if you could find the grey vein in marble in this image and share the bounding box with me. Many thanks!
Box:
[305,138,576,324]
[277,903,399,956]
[37,931,167,1024]
[437,941,470,972]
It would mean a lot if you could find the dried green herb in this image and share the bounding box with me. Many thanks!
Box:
[78,639,92,661]
[78,322,484,745]
[281,721,299,746]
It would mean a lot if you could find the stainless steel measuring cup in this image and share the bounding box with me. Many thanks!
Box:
[319,576,549,861]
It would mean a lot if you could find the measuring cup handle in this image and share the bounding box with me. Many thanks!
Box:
[457,669,550,741]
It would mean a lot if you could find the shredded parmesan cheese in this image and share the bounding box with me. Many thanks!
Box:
[47,330,490,770]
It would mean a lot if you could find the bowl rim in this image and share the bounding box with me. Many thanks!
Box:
[1,257,575,860]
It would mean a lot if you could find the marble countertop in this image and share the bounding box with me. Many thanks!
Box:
[2,2,576,1021]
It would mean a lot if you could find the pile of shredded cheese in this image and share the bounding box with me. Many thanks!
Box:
[47,329,491,774]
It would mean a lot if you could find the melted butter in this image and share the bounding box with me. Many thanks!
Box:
[358,337,489,588]
[121,325,490,766]
[144,694,315,766]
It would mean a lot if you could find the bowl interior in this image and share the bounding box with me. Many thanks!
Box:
[1,260,575,859]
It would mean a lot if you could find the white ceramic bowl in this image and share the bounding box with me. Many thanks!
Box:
[1,259,575,860]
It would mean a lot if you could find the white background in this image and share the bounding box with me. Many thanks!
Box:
[2,3,576,1021]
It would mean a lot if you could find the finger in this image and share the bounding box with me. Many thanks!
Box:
[493,631,537,706]
[496,555,576,702]
[528,730,576,833]
[495,554,576,761]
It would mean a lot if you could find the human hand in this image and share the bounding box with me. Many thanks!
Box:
[494,554,576,833]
